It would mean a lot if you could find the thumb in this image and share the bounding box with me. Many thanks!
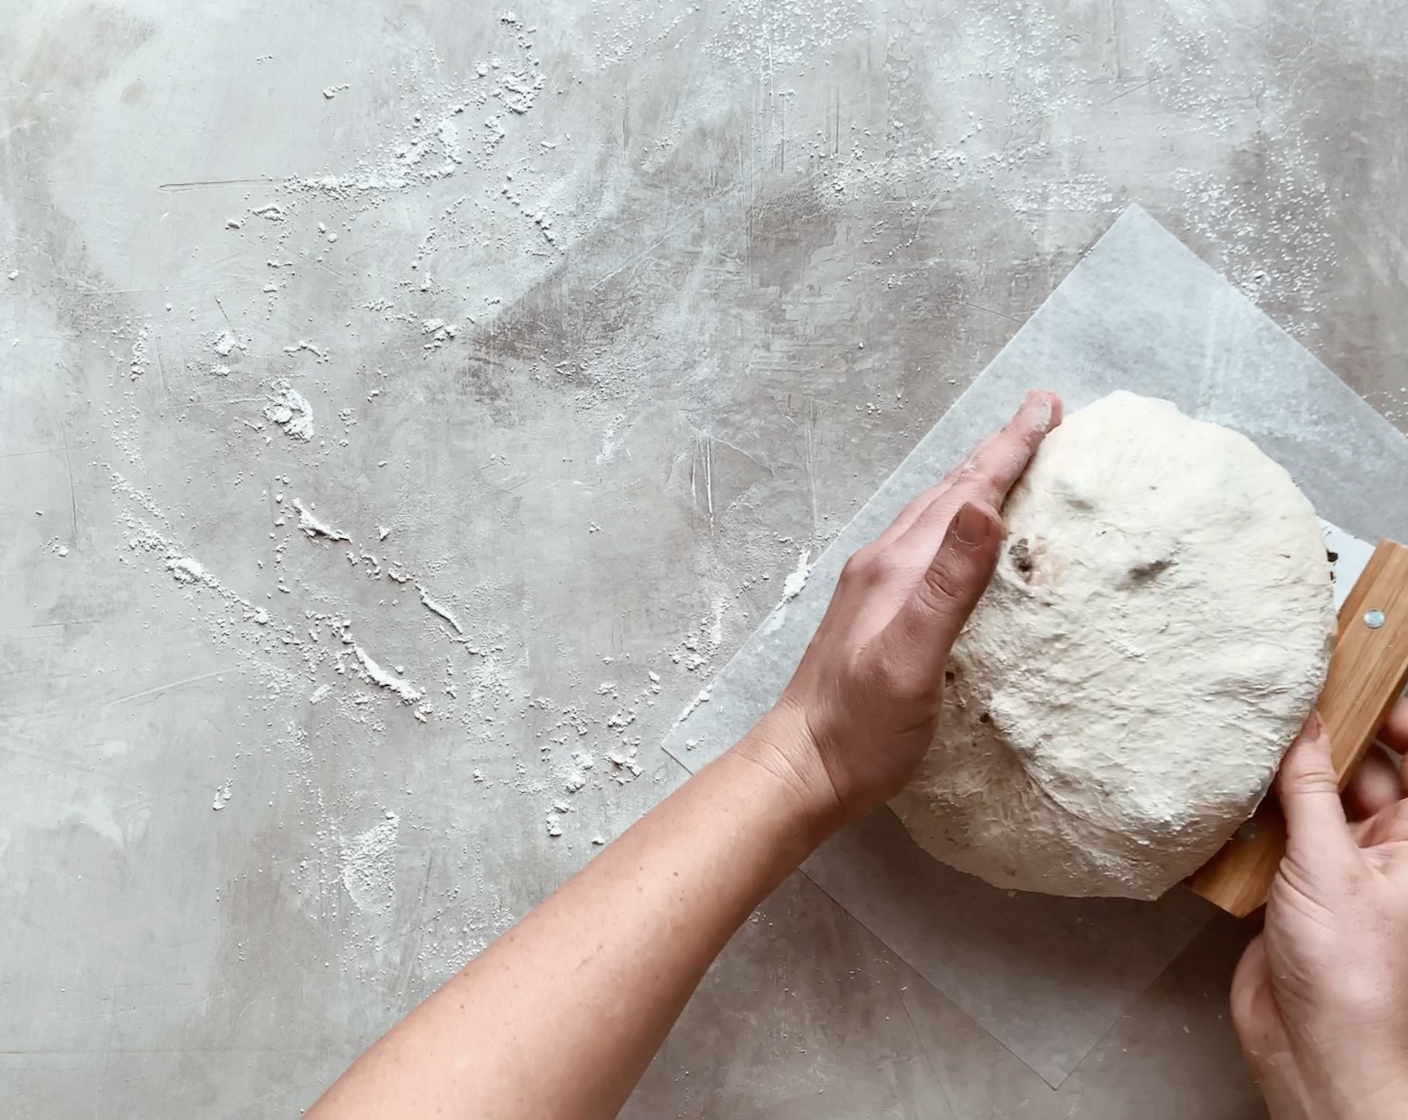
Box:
[888,501,1003,655]
[1278,711,1356,863]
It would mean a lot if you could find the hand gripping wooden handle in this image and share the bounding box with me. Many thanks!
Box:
[1187,539,1408,918]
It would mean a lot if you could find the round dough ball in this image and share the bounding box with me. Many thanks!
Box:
[892,391,1335,900]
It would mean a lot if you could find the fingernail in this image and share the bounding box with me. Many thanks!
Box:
[1022,390,1053,434]
[953,502,991,547]
[1304,710,1324,739]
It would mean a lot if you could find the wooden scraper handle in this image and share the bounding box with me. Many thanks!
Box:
[1188,539,1408,918]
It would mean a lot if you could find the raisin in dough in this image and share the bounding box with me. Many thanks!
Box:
[891,391,1335,900]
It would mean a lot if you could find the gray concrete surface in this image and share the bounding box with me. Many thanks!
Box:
[3,1,1405,1115]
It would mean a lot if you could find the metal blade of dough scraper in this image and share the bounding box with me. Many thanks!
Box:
[1187,521,1408,916]
[1322,518,1375,610]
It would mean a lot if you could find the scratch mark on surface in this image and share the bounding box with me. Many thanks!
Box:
[957,300,1021,325]
[105,669,230,707]
[898,990,955,1115]
[1102,76,1156,105]
[157,177,276,192]
[703,436,714,525]
[62,425,79,540]
[804,399,820,534]
[154,339,169,398]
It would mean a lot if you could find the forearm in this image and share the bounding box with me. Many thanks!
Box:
[309,711,840,1120]
[310,394,1055,1119]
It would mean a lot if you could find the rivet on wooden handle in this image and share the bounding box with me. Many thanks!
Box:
[1187,539,1408,918]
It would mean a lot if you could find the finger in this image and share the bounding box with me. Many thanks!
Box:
[1343,744,1404,820]
[1228,934,1270,1048]
[1349,799,1408,849]
[873,483,951,550]
[880,501,1003,663]
[1378,696,1408,755]
[876,390,1061,550]
[1278,712,1357,862]
[956,389,1062,504]
[895,390,1061,553]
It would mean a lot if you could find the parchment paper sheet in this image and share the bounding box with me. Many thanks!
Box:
[661,206,1408,1086]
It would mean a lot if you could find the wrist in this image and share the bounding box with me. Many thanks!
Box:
[1325,1049,1408,1120]
[1357,1079,1408,1120]
[1261,1061,1408,1120]
[728,704,848,851]
[1337,1064,1408,1120]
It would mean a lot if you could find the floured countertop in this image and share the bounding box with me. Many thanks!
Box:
[5,1,1408,1115]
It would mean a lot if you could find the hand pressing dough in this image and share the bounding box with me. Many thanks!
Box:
[892,391,1335,900]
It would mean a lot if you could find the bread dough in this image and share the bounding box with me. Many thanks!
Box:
[891,391,1335,900]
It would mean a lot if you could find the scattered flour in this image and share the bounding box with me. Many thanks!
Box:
[353,645,423,704]
[417,585,464,633]
[264,380,314,441]
[339,813,398,914]
[672,686,712,728]
[282,340,329,361]
[781,550,812,601]
[166,554,215,586]
[128,322,154,380]
[293,499,350,542]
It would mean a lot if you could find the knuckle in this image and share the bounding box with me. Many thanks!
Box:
[920,555,968,608]
[938,460,968,487]
[866,649,931,708]
[841,546,895,589]
[1285,771,1340,799]
[869,551,904,584]
[839,550,874,587]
